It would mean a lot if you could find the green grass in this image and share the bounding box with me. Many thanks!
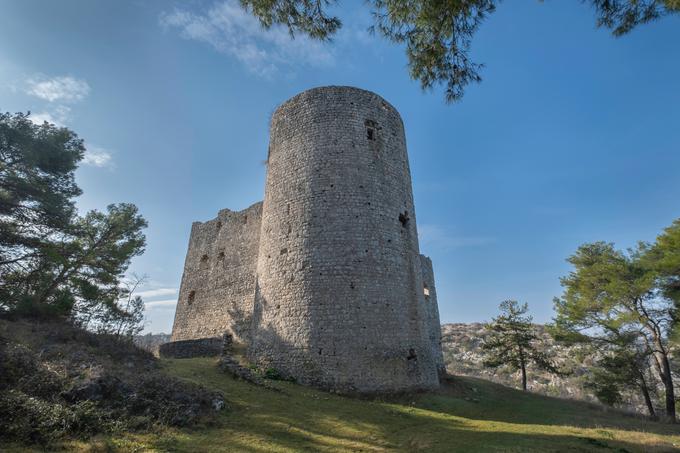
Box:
[66,358,679,452]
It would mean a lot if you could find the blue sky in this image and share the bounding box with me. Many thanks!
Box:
[1,1,679,333]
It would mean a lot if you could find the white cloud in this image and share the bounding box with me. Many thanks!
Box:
[144,299,178,309]
[137,288,178,299]
[82,145,113,168]
[29,105,71,127]
[419,224,495,250]
[160,1,334,77]
[26,75,90,102]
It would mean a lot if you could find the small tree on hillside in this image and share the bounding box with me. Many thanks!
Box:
[482,300,559,391]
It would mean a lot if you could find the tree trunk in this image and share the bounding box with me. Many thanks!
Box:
[650,334,677,422]
[638,372,657,420]
[520,358,527,391]
[659,353,676,422]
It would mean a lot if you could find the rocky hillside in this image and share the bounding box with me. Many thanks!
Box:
[442,323,598,401]
[441,323,662,415]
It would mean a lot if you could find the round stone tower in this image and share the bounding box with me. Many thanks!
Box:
[249,86,439,392]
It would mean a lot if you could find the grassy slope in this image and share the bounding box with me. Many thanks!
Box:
[61,358,680,453]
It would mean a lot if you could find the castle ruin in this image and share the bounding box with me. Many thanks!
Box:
[168,86,444,393]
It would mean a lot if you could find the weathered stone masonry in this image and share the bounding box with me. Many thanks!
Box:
[169,86,444,392]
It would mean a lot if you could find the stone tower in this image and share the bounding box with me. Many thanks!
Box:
[168,86,444,393]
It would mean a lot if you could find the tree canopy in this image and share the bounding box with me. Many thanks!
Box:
[0,112,147,337]
[552,231,680,421]
[239,0,680,102]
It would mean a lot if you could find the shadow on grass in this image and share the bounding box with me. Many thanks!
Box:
[415,374,675,433]
[153,358,679,453]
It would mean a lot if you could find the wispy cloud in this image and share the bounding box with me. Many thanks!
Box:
[137,288,178,299]
[26,75,90,102]
[144,299,178,309]
[160,1,334,77]
[82,145,113,168]
[138,287,178,310]
[419,224,495,250]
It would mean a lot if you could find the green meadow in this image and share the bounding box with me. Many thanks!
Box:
[59,358,680,452]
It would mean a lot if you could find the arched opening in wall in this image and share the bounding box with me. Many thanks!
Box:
[216,221,222,230]
[218,250,225,261]
[188,291,196,305]
[243,215,248,224]
[200,254,209,270]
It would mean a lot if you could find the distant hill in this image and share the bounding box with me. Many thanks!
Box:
[134,332,171,356]
[441,323,653,415]
[441,323,593,400]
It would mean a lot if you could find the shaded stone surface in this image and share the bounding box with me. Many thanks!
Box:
[159,337,223,358]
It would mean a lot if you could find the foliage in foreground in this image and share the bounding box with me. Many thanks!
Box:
[237,0,680,102]
[0,112,147,335]
[0,319,222,447]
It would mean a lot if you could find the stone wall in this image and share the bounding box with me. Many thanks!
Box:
[170,202,262,343]
[158,337,223,358]
[420,254,445,373]
[249,86,440,392]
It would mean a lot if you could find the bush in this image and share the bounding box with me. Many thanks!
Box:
[0,390,108,444]
[0,318,225,447]
[263,367,295,382]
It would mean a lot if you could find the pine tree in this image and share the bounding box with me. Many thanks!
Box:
[482,300,558,391]
[236,0,680,102]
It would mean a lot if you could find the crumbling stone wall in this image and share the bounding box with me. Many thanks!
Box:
[170,202,262,344]
[168,86,444,393]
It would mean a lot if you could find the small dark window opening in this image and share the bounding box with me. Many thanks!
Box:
[367,127,375,140]
[280,248,288,255]
[399,210,410,227]
[188,290,196,305]
[243,215,248,224]
[365,119,378,141]
[407,348,417,360]
[216,221,222,230]
[200,254,209,269]
[218,251,225,260]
